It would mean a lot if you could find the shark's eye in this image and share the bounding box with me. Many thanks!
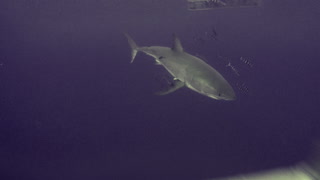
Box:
[218,93,221,96]
[158,56,164,59]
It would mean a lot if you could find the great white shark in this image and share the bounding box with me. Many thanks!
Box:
[125,33,236,101]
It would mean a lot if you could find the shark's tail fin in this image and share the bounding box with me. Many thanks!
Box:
[124,33,139,63]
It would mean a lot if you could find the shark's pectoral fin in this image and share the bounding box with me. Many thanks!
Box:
[155,79,184,96]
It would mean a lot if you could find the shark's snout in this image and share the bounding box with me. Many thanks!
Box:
[218,89,236,101]
[222,93,236,101]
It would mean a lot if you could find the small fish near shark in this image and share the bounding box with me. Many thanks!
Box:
[124,33,236,101]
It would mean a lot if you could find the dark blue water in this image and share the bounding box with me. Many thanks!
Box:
[1,0,320,179]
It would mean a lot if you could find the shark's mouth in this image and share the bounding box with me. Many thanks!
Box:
[186,83,219,100]
[186,83,235,100]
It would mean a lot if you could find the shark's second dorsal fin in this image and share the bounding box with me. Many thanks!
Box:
[172,34,183,52]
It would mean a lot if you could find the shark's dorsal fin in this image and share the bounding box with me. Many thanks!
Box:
[172,34,183,52]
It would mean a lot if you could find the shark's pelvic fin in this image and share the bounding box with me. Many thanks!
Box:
[172,34,183,52]
[154,59,162,65]
[124,33,138,63]
[155,79,184,96]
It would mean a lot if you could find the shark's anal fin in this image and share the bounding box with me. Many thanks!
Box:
[155,79,184,96]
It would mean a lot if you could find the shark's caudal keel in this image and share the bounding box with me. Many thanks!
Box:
[124,33,236,101]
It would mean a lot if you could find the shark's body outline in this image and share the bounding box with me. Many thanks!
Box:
[125,33,236,101]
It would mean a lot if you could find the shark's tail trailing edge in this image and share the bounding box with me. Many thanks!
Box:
[124,33,138,63]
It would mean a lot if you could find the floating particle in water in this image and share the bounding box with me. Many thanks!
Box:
[240,56,253,68]
[193,26,219,47]
[204,26,219,41]
[217,54,230,62]
[226,62,240,76]
[236,82,249,94]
